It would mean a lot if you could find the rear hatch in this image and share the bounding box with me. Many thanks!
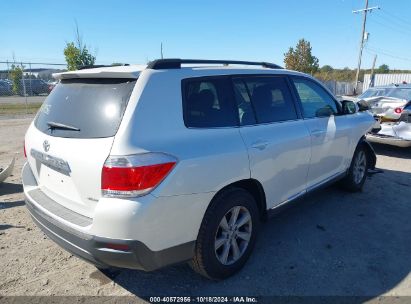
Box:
[25,78,136,218]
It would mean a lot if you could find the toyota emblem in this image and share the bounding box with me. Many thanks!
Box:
[43,140,50,152]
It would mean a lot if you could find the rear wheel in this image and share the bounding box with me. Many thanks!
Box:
[340,145,369,192]
[190,187,259,280]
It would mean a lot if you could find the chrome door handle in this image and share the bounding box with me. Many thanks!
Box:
[251,141,269,150]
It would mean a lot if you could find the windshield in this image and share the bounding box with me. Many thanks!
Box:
[35,78,136,138]
[387,88,411,100]
[358,89,389,99]
[359,87,411,101]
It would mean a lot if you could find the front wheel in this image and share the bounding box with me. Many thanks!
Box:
[190,188,260,280]
[340,146,369,192]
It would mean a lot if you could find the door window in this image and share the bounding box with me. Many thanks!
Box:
[292,78,339,118]
[182,77,238,128]
[233,76,298,125]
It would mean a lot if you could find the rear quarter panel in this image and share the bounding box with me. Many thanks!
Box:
[111,70,251,197]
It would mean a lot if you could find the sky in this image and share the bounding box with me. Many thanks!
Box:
[1,0,411,70]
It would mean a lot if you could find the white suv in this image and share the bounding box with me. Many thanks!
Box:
[22,59,376,279]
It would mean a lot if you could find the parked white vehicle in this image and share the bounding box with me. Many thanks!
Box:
[367,101,411,147]
[22,59,376,279]
[356,84,411,121]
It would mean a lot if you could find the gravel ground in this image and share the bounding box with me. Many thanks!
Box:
[0,117,410,299]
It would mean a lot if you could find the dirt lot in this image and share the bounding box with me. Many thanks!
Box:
[0,116,411,299]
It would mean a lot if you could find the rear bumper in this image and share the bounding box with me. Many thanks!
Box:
[366,134,411,148]
[22,163,195,271]
[25,194,194,271]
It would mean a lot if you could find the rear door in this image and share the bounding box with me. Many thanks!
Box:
[290,76,351,189]
[233,75,311,208]
[25,78,136,218]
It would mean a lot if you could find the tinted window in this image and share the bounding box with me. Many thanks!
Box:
[35,78,136,138]
[233,76,298,125]
[232,80,256,125]
[183,78,238,128]
[292,78,338,118]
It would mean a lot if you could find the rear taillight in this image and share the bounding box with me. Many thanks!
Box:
[23,140,27,158]
[101,153,177,198]
[394,107,403,114]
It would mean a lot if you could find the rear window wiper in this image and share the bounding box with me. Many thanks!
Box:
[47,121,80,131]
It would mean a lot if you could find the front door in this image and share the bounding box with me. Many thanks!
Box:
[233,75,311,208]
[290,76,351,189]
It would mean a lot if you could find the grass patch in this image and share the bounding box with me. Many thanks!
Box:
[0,103,42,115]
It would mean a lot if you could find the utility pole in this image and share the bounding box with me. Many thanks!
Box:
[353,0,379,94]
[160,42,164,59]
[369,54,377,88]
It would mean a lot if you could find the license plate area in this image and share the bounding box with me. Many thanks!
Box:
[31,149,71,175]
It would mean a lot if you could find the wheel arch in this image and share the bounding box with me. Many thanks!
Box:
[211,179,267,221]
[358,135,377,170]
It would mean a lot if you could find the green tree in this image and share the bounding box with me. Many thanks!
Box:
[64,42,96,71]
[320,65,333,73]
[284,39,319,74]
[10,64,23,94]
[63,24,96,71]
[377,64,389,74]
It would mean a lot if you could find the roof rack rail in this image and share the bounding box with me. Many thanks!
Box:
[78,64,129,70]
[146,59,283,70]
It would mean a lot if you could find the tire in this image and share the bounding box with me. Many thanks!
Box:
[190,187,260,280]
[340,145,369,192]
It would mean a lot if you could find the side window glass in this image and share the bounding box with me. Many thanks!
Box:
[232,80,257,125]
[233,76,298,125]
[183,78,238,128]
[292,78,338,118]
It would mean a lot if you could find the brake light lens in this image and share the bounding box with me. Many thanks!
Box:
[394,107,403,114]
[101,153,177,198]
[24,140,27,158]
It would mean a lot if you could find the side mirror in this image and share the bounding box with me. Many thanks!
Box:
[357,99,370,112]
[342,100,357,114]
[316,106,334,117]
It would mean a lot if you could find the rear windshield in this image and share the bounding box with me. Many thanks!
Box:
[35,78,136,138]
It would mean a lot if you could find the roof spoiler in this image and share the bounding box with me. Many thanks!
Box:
[78,64,130,70]
[146,59,283,70]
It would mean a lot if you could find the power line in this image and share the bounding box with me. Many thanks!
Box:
[377,10,411,29]
[365,46,411,62]
[382,9,411,28]
[370,17,411,37]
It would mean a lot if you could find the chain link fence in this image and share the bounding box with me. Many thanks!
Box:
[321,80,363,97]
[1,60,363,103]
[0,61,67,104]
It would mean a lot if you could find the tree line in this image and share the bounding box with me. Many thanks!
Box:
[284,39,409,82]
[7,31,407,92]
